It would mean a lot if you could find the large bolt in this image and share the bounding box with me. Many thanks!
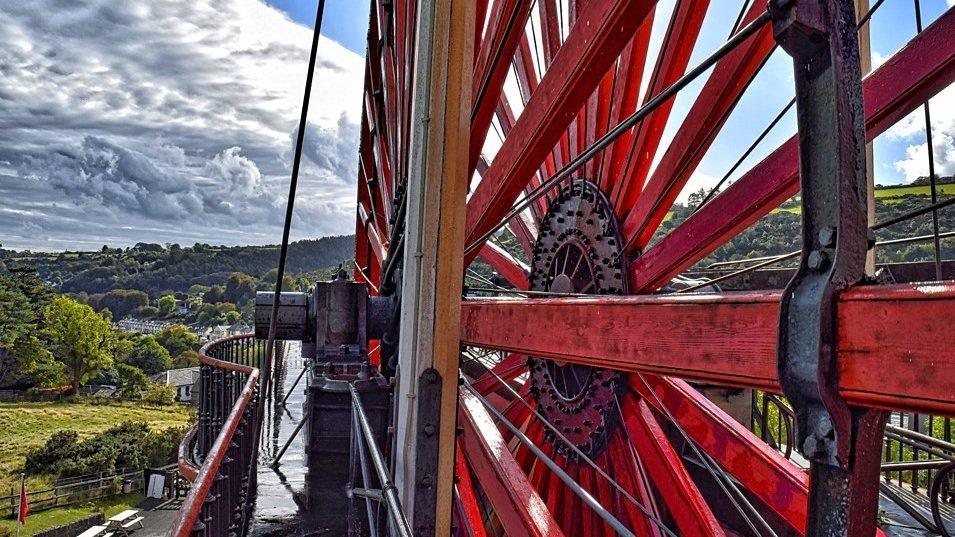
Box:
[818,226,837,248]
[807,250,829,271]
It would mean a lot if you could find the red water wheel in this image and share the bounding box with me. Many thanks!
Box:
[353,0,955,535]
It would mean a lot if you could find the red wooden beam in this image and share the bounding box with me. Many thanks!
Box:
[464,0,656,261]
[460,282,955,416]
[458,389,565,537]
[470,0,535,175]
[622,397,725,536]
[455,446,490,537]
[620,2,774,251]
[478,241,530,290]
[609,0,710,212]
[633,375,809,533]
[629,6,955,292]
[597,14,655,193]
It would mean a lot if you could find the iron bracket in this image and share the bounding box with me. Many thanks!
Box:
[773,1,888,534]
[411,367,443,536]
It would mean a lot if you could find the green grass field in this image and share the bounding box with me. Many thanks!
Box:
[0,493,144,536]
[0,400,193,492]
[768,183,955,215]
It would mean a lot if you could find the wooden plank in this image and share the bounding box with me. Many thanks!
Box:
[392,0,474,532]
[464,0,656,261]
[459,282,955,416]
[458,389,565,537]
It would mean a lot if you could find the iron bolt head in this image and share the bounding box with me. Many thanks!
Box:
[807,250,829,271]
[818,226,836,247]
[423,423,436,437]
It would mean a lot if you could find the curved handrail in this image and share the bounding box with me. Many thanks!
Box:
[171,333,262,537]
[177,424,199,482]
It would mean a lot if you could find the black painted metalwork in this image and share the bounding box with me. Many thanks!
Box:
[772,0,888,534]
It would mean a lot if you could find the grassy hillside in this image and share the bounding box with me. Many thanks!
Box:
[0,400,193,491]
[0,236,355,297]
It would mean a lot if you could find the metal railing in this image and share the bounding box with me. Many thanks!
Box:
[172,334,265,537]
[347,383,414,537]
[752,393,955,534]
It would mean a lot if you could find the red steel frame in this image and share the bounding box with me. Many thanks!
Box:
[353,0,955,535]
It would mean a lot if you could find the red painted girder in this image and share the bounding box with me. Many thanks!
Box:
[464,0,656,262]
[455,445,490,537]
[494,97,550,219]
[607,437,663,537]
[357,202,385,266]
[609,0,709,212]
[474,0,490,62]
[633,375,809,533]
[629,7,955,292]
[458,389,565,537]
[472,353,527,395]
[536,0,570,171]
[621,2,773,252]
[479,241,530,290]
[598,13,655,193]
[622,396,726,536]
[469,0,534,176]
[459,282,955,416]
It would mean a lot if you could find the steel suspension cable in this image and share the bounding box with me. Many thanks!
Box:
[464,10,773,257]
[674,230,955,294]
[914,0,944,281]
[631,374,779,537]
[695,0,888,214]
[460,377,657,537]
[467,365,680,536]
[260,0,327,428]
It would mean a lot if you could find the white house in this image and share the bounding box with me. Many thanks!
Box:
[151,367,200,402]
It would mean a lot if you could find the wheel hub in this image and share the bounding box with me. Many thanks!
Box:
[528,180,627,460]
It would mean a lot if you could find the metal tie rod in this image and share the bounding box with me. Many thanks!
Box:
[348,383,414,537]
[465,9,772,257]
[462,380,637,537]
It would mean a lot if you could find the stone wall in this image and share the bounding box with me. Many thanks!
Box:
[35,512,104,537]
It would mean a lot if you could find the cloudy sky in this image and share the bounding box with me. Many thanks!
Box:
[0,0,951,252]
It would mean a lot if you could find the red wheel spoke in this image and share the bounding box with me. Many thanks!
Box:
[459,389,565,536]
[478,242,530,290]
[598,14,655,194]
[610,0,710,212]
[608,438,664,537]
[635,375,809,532]
[455,445,490,537]
[472,353,528,395]
[620,2,774,252]
[464,0,656,262]
[470,0,535,176]
[623,396,725,536]
[629,7,955,292]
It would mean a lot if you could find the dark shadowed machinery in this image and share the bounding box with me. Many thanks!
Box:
[170,0,955,535]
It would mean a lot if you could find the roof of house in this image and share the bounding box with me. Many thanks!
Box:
[151,367,200,387]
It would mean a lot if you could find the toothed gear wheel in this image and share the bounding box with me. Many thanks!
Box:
[528,180,627,460]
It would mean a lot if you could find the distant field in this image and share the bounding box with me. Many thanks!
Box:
[767,183,955,215]
[0,400,193,492]
[875,183,955,198]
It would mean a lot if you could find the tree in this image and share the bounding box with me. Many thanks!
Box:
[155,325,200,358]
[157,294,176,315]
[124,336,172,375]
[223,273,257,304]
[115,363,148,397]
[99,289,148,319]
[43,295,116,391]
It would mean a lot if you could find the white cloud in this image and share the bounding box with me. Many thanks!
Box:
[886,85,955,181]
[0,0,364,250]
